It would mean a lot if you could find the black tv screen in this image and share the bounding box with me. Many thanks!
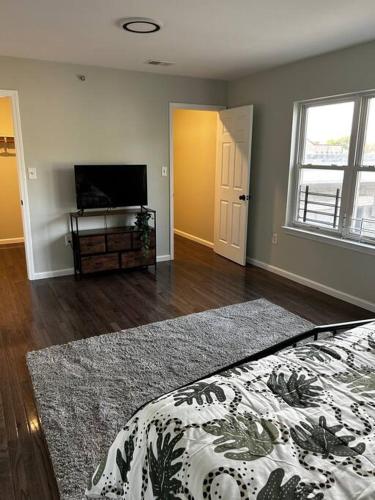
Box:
[74,165,147,210]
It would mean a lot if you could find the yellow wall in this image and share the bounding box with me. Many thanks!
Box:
[173,109,217,244]
[0,97,23,241]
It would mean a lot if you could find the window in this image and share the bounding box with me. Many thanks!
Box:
[288,91,375,245]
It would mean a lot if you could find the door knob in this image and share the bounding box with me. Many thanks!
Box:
[239,194,250,201]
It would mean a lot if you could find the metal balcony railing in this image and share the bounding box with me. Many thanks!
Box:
[297,185,375,244]
[343,216,375,242]
[298,185,341,229]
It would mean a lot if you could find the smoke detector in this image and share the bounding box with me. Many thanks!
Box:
[119,17,162,34]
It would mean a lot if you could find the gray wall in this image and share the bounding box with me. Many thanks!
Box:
[2,43,374,305]
[228,40,375,305]
[0,56,227,274]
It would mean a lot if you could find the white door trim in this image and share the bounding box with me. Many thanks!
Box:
[168,102,225,260]
[0,90,34,280]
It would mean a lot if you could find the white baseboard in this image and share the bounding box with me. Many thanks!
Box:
[247,257,375,313]
[32,267,75,280]
[31,255,172,280]
[156,254,171,262]
[0,237,24,245]
[174,229,214,248]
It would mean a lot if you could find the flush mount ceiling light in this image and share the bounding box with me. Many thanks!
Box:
[120,17,162,34]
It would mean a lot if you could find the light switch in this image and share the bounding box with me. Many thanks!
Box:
[28,167,37,180]
[162,166,168,177]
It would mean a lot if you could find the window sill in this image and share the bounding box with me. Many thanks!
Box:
[282,225,375,257]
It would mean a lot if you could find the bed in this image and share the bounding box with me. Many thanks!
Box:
[85,319,375,499]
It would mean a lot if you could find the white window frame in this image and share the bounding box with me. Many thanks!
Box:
[286,89,375,247]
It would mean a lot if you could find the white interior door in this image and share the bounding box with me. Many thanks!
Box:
[214,105,253,265]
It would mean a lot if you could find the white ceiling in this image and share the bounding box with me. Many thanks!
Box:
[1,0,375,80]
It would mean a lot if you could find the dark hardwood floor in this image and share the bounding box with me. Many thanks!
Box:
[0,236,373,499]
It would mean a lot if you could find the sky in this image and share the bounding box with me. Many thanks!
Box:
[306,101,354,143]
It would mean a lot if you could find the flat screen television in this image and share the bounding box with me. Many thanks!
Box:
[74,165,147,210]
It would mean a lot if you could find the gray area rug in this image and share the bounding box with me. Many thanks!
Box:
[27,298,313,500]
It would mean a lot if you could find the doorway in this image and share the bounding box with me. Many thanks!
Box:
[0,91,33,279]
[0,97,24,242]
[172,106,219,259]
[169,103,253,265]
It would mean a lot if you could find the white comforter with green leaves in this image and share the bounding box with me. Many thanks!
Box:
[86,323,375,499]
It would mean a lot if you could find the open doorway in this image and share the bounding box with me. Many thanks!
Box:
[0,97,23,245]
[172,106,219,257]
[0,91,33,279]
[169,103,254,265]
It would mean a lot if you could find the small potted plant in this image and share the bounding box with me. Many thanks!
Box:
[134,211,152,256]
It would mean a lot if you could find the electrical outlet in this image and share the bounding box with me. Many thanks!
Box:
[162,166,168,177]
[272,233,278,245]
[28,167,37,180]
[65,234,72,247]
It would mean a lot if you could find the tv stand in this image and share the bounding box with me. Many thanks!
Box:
[69,207,156,275]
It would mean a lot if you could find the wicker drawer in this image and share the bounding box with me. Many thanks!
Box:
[121,249,156,269]
[133,229,156,250]
[79,235,105,255]
[81,254,119,274]
[107,233,132,252]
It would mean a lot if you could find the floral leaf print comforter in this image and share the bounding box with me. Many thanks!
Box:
[86,323,375,499]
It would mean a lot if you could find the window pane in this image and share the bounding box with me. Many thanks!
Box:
[362,98,375,166]
[350,172,375,239]
[297,169,344,229]
[302,101,354,166]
